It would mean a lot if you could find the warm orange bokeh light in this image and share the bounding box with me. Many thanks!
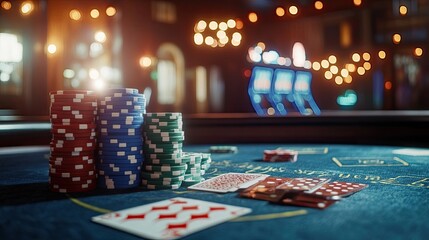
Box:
[276,7,285,17]
[248,12,258,23]
[385,81,392,90]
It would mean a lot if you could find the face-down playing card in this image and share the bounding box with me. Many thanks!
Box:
[240,177,367,209]
[188,173,269,193]
[91,197,252,240]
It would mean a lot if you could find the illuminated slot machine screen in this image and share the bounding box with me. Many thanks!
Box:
[269,69,295,115]
[294,71,311,94]
[248,66,274,116]
[293,71,321,115]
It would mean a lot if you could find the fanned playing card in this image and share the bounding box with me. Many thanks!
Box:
[239,176,292,202]
[188,173,269,193]
[312,181,368,198]
[91,197,252,240]
[276,177,331,193]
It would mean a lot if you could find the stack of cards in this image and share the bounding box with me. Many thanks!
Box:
[92,197,251,239]
[240,176,367,209]
[187,173,269,193]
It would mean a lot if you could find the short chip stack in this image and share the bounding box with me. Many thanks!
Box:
[49,90,98,193]
[263,149,298,162]
[96,88,146,189]
[141,112,186,190]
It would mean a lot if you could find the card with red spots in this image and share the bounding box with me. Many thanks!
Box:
[91,197,251,239]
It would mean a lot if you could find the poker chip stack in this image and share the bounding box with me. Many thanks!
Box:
[48,90,98,193]
[96,88,146,189]
[180,152,211,186]
[141,112,186,190]
[263,149,298,162]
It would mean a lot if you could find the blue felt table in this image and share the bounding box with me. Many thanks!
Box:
[1,144,429,240]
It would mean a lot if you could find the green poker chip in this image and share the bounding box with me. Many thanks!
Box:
[181,178,203,187]
[141,182,181,190]
[145,169,186,177]
[144,112,182,118]
[144,142,183,149]
[144,148,182,155]
[145,152,182,160]
[142,163,187,172]
[143,157,188,165]
[141,172,185,181]
[142,179,183,186]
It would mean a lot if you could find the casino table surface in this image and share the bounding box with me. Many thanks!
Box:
[1,143,429,240]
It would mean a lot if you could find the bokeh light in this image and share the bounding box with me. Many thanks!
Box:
[314,1,323,10]
[90,9,100,19]
[378,50,386,59]
[70,9,82,21]
[20,1,34,15]
[248,12,258,23]
[289,6,298,15]
[106,6,116,16]
[276,7,285,17]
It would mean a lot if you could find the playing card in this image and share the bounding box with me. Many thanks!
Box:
[280,192,337,209]
[239,176,292,202]
[91,197,252,240]
[312,181,368,198]
[276,177,330,193]
[188,173,269,193]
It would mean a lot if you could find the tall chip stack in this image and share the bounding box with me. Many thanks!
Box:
[141,113,187,190]
[96,88,146,189]
[48,90,98,193]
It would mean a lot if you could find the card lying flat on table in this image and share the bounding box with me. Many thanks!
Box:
[91,197,252,240]
[188,173,269,193]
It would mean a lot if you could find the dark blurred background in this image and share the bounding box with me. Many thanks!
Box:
[1,0,429,117]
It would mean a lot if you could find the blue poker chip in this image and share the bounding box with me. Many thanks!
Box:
[100,95,145,103]
[98,158,144,165]
[97,162,142,169]
[97,178,140,189]
[98,112,143,119]
[99,141,143,149]
[98,149,143,156]
[99,136,143,145]
[99,174,141,182]
[99,123,142,130]
[98,154,144,162]
[98,104,145,112]
[98,119,144,127]
[103,88,140,95]
[98,108,144,115]
[97,168,141,176]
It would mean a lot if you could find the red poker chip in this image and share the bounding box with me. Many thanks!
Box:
[51,130,96,136]
[49,155,92,161]
[50,115,96,122]
[50,105,97,112]
[50,97,97,104]
[49,160,95,168]
[49,182,96,193]
[51,124,97,132]
[51,136,97,142]
[49,168,96,178]
[263,149,298,162]
[50,101,97,107]
[50,90,95,95]
[50,146,95,153]
[50,139,96,148]
[49,178,96,187]
[50,150,95,157]
[51,131,96,138]
[50,109,97,115]
[49,162,95,171]
[49,175,96,184]
[50,117,96,124]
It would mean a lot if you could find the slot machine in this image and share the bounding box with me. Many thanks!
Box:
[248,66,275,116]
[293,71,321,115]
[269,68,296,115]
